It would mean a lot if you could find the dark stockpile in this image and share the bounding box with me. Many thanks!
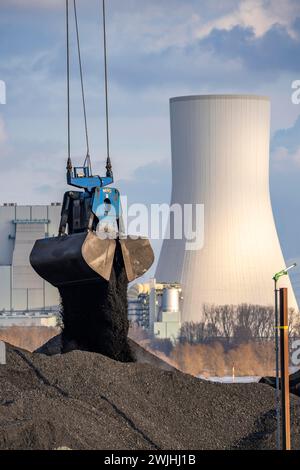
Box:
[59,243,133,362]
[1,344,300,450]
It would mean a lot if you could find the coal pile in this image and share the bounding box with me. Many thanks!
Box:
[59,243,133,362]
[1,344,300,450]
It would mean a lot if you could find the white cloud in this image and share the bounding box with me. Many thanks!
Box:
[106,4,202,54]
[196,0,299,39]
[272,145,300,170]
[4,0,298,58]
[292,148,300,166]
[103,0,300,58]
[272,145,290,161]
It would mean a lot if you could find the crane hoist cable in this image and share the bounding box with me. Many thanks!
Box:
[65,0,112,177]
[65,0,91,172]
[74,0,91,172]
[102,0,112,177]
[66,0,71,167]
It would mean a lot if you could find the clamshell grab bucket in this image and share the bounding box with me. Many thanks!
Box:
[30,231,154,287]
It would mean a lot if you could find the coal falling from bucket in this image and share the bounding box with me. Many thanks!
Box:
[59,243,134,362]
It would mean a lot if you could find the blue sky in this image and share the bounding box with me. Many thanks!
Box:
[0,0,300,291]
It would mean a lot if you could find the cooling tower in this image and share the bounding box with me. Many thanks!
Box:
[156,95,298,322]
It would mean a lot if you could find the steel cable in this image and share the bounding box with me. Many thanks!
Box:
[102,0,112,176]
[66,0,71,163]
[73,0,91,171]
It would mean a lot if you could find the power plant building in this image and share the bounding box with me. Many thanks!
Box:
[0,203,61,315]
[128,280,182,342]
[156,95,298,322]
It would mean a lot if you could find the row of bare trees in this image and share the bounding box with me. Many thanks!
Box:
[130,305,300,376]
[179,303,300,345]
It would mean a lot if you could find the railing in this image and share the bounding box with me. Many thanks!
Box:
[0,306,60,318]
[13,219,51,224]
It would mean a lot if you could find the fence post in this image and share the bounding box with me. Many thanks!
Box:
[279,287,291,450]
[0,341,6,365]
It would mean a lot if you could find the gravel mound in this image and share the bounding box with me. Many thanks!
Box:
[36,334,177,372]
[1,344,300,450]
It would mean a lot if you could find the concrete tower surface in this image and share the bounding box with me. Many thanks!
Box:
[155,95,298,322]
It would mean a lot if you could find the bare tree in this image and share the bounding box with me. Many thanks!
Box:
[179,303,293,344]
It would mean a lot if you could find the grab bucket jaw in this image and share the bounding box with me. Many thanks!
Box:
[119,237,155,282]
[30,231,154,287]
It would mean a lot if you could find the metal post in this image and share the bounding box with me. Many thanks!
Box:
[0,341,6,365]
[279,288,291,450]
[149,278,157,334]
[43,280,46,311]
[10,265,12,312]
[274,279,281,449]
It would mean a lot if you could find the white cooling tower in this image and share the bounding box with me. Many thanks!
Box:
[156,95,298,322]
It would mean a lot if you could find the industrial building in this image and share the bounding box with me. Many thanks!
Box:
[0,203,61,322]
[156,95,298,322]
[0,310,58,328]
[128,280,182,342]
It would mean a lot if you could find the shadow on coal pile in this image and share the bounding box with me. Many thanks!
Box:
[233,403,300,450]
[232,409,277,450]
